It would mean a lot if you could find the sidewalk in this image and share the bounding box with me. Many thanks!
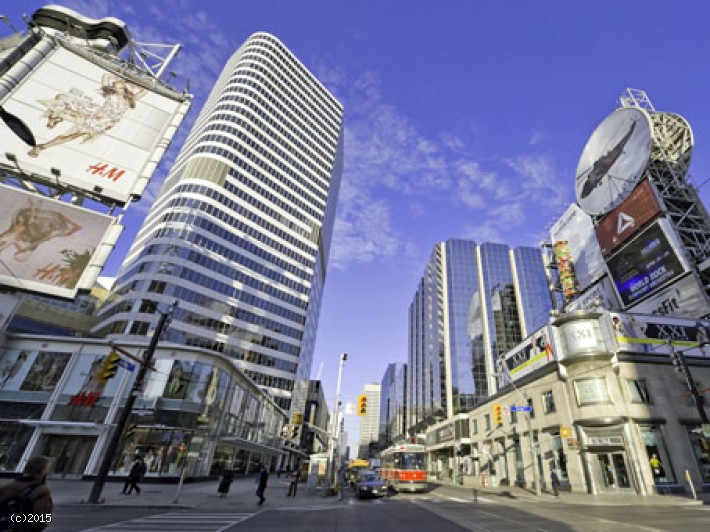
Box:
[46,475,710,509]
[49,475,343,509]
[428,477,710,507]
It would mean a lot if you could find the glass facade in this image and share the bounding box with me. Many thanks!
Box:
[92,33,344,412]
[0,340,285,477]
[409,240,552,426]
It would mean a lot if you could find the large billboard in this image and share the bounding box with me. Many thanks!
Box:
[606,218,688,308]
[595,180,663,257]
[565,275,621,313]
[0,184,122,298]
[549,203,607,292]
[0,43,188,204]
[498,326,556,384]
[610,312,710,358]
[627,273,710,319]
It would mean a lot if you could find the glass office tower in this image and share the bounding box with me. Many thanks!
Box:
[408,240,551,426]
[93,33,344,411]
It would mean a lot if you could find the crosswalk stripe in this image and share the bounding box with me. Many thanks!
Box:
[81,511,255,531]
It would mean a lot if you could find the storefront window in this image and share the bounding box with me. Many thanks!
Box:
[550,434,569,482]
[164,360,194,399]
[0,349,71,393]
[687,427,710,483]
[640,425,675,484]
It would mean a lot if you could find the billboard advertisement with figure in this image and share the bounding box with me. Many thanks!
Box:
[0,183,122,298]
[0,43,189,204]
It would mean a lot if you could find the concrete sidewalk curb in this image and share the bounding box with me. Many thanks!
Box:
[427,481,707,507]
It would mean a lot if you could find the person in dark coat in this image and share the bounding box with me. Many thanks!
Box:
[0,456,53,531]
[122,456,146,495]
[255,465,268,505]
[218,468,234,498]
[287,465,301,496]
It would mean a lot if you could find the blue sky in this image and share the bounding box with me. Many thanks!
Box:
[5,0,710,450]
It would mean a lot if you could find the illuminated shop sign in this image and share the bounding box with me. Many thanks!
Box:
[606,219,687,307]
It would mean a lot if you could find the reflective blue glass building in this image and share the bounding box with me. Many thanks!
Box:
[408,239,551,429]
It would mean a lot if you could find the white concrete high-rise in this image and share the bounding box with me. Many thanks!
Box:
[93,33,344,411]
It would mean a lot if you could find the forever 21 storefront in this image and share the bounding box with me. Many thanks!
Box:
[0,334,286,479]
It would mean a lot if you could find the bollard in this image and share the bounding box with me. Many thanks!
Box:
[685,470,697,500]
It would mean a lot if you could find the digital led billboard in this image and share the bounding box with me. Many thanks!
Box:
[0,43,189,204]
[0,184,122,298]
[606,219,687,307]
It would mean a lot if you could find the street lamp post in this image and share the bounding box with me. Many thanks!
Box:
[327,353,347,494]
[87,300,177,504]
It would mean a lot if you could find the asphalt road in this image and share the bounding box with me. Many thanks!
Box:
[47,489,709,531]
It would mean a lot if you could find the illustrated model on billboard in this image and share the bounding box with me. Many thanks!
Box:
[28,73,147,159]
[575,108,653,216]
[0,183,121,298]
[0,199,81,263]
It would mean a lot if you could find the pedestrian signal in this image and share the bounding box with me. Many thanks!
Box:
[357,394,368,416]
[493,403,503,425]
[98,350,121,384]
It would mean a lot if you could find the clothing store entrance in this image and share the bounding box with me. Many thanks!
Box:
[594,451,632,491]
[42,435,95,479]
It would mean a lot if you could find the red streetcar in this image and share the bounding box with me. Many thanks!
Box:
[379,443,427,492]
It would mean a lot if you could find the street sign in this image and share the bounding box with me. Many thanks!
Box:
[117,358,136,372]
[510,405,532,413]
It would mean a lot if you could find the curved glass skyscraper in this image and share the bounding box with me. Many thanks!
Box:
[93,33,344,410]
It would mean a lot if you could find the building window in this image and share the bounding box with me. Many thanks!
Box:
[527,397,535,419]
[640,425,676,484]
[574,377,610,406]
[626,379,651,404]
[472,419,478,435]
[543,391,556,413]
[510,409,517,424]
[484,414,491,432]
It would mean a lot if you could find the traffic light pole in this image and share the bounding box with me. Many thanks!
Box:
[670,341,709,424]
[87,300,177,504]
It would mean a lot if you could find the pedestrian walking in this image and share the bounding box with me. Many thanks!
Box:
[217,468,234,498]
[0,456,53,531]
[550,470,560,497]
[287,466,301,496]
[122,455,146,495]
[255,464,268,505]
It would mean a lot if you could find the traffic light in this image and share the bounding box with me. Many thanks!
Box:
[493,403,503,425]
[98,350,121,384]
[670,349,684,373]
[357,394,368,416]
[290,424,301,441]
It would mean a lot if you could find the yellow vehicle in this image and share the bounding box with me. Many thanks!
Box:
[346,459,370,486]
